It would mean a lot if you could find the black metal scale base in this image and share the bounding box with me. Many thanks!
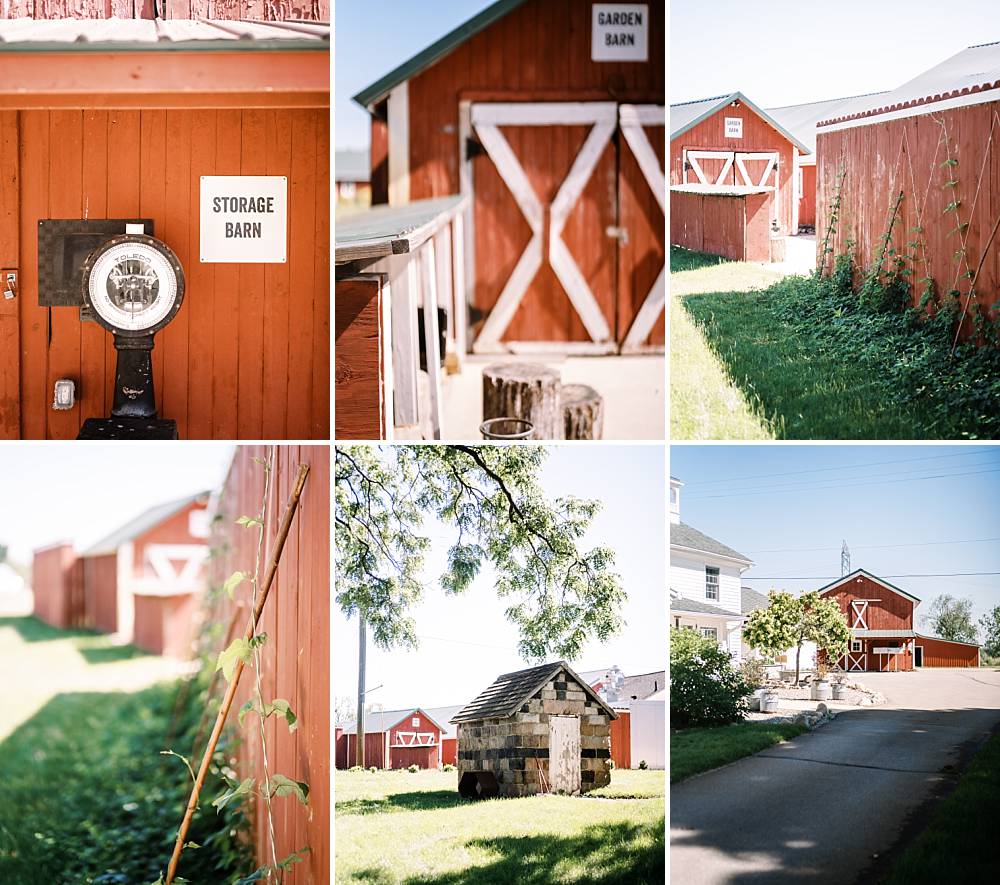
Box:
[78,418,178,440]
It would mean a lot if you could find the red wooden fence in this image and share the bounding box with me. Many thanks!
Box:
[610,710,631,770]
[32,542,83,629]
[212,445,329,883]
[671,188,771,261]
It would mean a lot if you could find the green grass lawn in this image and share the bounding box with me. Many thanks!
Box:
[880,729,1000,884]
[671,722,807,783]
[670,245,1000,439]
[335,768,664,883]
[670,247,781,440]
[0,616,249,883]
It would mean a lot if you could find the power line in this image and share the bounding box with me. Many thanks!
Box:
[682,448,996,487]
[742,571,1000,581]
[745,536,1000,554]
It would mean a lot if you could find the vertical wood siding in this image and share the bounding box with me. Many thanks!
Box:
[31,543,80,629]
[671,190,768,261]
[609,710,631,769]
[132,592,196,658]
[2,1,329,20]
[799,164,817,227]
[11,107,329,440]
[670,104,796,235]
[821,574,915,631]
[82,553,118,634]
[916,635,980,667]
[817,102,1000,334]
[0,111,18,439]
[334,276,384,439]
[212,445,329,883]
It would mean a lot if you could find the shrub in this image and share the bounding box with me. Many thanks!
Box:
[670,628,752,728]
[407,764,420,773]
[348,765,362,772]
[441,763,456,772]
[739,656,767,688]
[368,766,377,773]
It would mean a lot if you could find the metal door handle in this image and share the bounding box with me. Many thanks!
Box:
[3,272,14,300]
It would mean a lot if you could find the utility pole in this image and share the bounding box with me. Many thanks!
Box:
[841,540,850,576]
[356,613,366,768]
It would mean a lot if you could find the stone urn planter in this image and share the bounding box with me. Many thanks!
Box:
[811,678,832,701]
[749,688,767,711]
[760,690,780,713]
[832,682,848,701]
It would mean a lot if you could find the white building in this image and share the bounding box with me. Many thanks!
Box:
[670,477,751,662]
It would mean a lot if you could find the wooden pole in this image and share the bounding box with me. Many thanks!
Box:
[951,209,1000,354]
[164,463,310,885]
[356,614,366,768]
[189,603,245,761]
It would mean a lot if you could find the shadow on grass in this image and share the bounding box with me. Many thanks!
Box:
[0,615,150,664]
[76,643,151,665]
[338,790,466,816]
[670,245,732,273]
[360,819,665,884]
[0,615,94,643]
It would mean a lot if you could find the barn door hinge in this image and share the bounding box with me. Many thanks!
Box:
[605,226,629,245]
[2,270,15,300]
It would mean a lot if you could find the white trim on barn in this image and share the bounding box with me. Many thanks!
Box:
[816,85,1000,133]
[471,101,617,350]
[388,82,410,206]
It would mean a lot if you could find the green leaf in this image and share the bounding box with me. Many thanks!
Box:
[223,570,249,600]
[160,749,196,785]
[183,841,201,850]
[249,632,268,650]
[234,870,269,885]
[237,698,257,728]
[276,847,310,870]
[268,699,299,732]
[941,157,959,166]
[236,515,263,529]
[216,638,252,682]
[212,776,254,811]
[269,773,309,806]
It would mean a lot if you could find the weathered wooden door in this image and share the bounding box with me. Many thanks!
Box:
[470,102,619,352]
[548,715,581,795]
[0,111,19,440]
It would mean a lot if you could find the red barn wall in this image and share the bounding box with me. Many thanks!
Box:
[1,104,329,440]
[441,737,457,767]
[388,710,441,769]
[670,103,797,235]
[82,553,117,634]
[211,445,330,882]
[336,732,386,770]
[821,574,915,631]
[671,190,770,261]
[131,500,207,577]
[917,635,979,667]
[1,1,329,20]
[610,710,631,769]
[816,101,1000,335]
[799,163,817,228]
[132,592,196,658]
[32,542,80,629]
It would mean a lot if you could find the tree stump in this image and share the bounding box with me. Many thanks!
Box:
[562,384,604,440]
[482,363,562,440]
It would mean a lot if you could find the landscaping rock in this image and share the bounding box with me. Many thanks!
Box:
[816,703,829,716]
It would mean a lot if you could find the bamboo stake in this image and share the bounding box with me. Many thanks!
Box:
[164,463,310,885]
[951,210,1000,354]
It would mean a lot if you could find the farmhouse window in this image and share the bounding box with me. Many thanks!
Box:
[851,639,862,653]
[705,567,720,600]
[411,717,420,726]
[701,627,718,640]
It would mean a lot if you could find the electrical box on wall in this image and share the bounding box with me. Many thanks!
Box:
[37,219,154,308]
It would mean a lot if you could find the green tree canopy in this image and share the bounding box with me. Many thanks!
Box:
[743,590,850,684]
[335,445,625,660]
[925,595,977,643]
[978,605,1000,658]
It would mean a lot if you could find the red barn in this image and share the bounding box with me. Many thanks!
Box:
[336,708,446,770]
[818,569,980,671]
[816,42,1000,337]
[670,92,810,240]
[352,0,665,354]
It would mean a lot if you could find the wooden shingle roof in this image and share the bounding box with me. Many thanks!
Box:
[451,661,617,724]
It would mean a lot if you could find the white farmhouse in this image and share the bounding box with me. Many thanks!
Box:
[669,477,751,662]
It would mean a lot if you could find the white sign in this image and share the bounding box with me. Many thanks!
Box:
[200,176,287,263]
[873,647,903,654]
[592,4,648,62]
[725,117,744,139]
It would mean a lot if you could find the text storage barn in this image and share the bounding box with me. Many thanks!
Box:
[0,19,329,439]
[353,0,666,353]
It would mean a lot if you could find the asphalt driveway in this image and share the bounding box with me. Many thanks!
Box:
[670,669,1000,884]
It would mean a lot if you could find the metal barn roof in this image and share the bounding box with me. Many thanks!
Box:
[83,491,208,556]
[670,521,753,565]
[338,707,447,736]
[816,569,921,605]
[670,91,811,154]
[766,92,891,159]
[915,632,981,647]
[335,149,371,184]
[817,41,1000,128]
[0,17,330,52]
[451,661,617,723]
[353,0,529,109]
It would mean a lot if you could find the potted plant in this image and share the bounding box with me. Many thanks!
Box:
[832,675,848,701]
[739,657,768,711]
[759,688,780,713]
[811,658,832,701]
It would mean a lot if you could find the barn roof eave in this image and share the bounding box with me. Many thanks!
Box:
[351,0,530,111]
[816,568,921,605]
[914,632,981,648]
[670,90,812,155]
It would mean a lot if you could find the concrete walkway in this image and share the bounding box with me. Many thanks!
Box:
[670,669,1000,884]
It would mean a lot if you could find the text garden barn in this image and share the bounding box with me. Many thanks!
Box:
[353,0,665,355]
[0,15,329,440]
[31,491,210,657]
[816,40,1000,338]
[820,569,980,672]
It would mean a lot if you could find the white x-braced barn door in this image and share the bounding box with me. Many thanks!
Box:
[683,148,780,226]
[469,102,665,352]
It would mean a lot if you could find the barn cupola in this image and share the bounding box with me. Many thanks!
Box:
[670,477,683,524]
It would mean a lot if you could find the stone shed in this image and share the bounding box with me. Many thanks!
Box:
[451,661,616,798]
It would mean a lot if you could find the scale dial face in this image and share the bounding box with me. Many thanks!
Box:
[83,236,184,335]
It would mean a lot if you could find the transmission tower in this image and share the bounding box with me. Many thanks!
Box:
[841,540,851,576]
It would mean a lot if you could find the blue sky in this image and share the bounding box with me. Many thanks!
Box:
[335,0,495,150]
[0,445,234,565]
[671,445,1000,635]
[672,0,1000,106]
[333,444,665,712]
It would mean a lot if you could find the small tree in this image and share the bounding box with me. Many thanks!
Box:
[980,605,1000,659]
[743,590,850,685]
[670,628,752,728]
[925,595,977,643]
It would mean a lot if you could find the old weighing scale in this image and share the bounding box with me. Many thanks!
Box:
[38,220,185,439]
